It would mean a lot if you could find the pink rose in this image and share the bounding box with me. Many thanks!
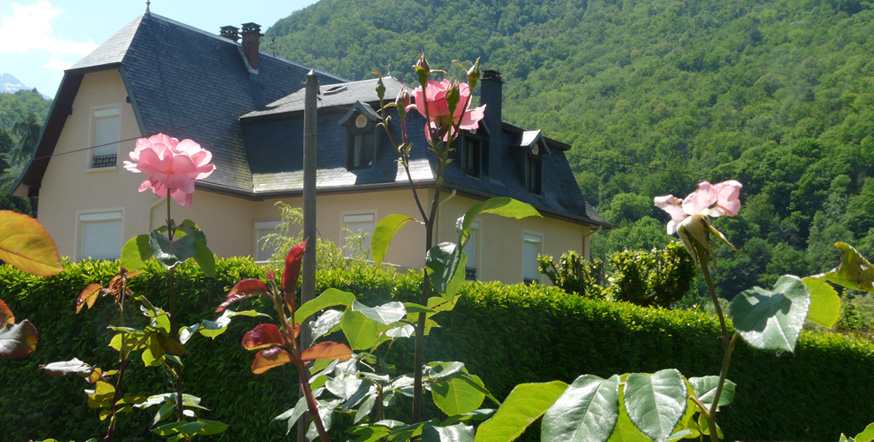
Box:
[124,134,215,206]
[654,180,742,235]
[406,79,486,143]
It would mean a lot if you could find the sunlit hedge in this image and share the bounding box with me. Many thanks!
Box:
[1,260,872,441]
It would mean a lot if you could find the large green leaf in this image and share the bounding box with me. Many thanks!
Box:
[542,374,620,442]
[854,422,874,442]
[149,230,197,269]
[0,210,62,277]
[474,381,568,442]
[423,423,475,442]
[687,376,735,411]
[802,275,841,328]
[193,240,216,277]
[827,242,874,294]
[372,214,416,267]
[121,234,152,271]
[310,309,344,342]
[275,396,308,435]
[353,300,407,324]
[426,242,462,298]
[730,275,810,352]
[341,309,379,350]
[296,288,356,323]
[456,197,541,238]
[624,369,687,442]
[432,374,487,415]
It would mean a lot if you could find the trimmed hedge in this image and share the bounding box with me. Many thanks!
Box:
[1,260,873,441]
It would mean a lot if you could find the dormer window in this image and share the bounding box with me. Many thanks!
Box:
[339,102,381,170]
[525,152,542,194]
[459,131,485,177]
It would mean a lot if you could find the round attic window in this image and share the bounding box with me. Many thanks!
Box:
[355,114,368,128]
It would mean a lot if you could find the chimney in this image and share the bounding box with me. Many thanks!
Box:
[220,25,240,42]
[481,70,503,180]
[241,22,262,70]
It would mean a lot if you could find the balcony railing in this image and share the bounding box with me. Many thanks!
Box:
[465,266,477,281]
[91,154,117,168]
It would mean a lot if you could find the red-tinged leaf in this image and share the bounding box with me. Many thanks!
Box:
[300,341,352,362]
[0,210,63,277]
[242,323,285,351]
[216,278,269,312]
[285,323,301,342]
[0,299,14,325]
[0,319,39,358]
[282,239,308,307]
[252,346,294,374]
[76,283,102,314]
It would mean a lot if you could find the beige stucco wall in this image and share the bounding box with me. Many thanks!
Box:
[37,69,594,284]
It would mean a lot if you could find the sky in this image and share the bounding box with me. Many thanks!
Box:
[0,0,320,98]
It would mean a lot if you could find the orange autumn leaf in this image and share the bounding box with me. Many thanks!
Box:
[252,346,294,374]
[0,211,62,277]
[301,341,353,362]
[76,284,102,314]
[241,324,284,351]
[0,299,14,326]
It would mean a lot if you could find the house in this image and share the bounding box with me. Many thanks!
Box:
[14,11,610,284]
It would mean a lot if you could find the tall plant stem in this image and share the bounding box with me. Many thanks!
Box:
[165,196,184,421]
[412,150,445,423]
[106,274,130,442]
[700,262,737,442]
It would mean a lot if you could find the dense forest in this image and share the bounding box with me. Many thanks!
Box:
[0,90,49,193]
[267,0,874,300]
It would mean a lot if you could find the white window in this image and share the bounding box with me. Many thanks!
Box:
[463,221,480,280]
[254,221,282,262]
[78,211,123,260]
[523,233,542,284]
[91,107,120,168]
[342,213,375,257]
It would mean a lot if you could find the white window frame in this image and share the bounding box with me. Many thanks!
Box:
[88,106,121,170]
[522,231,543,284]
[76,209,124,261]
[463,221,481,280]
[341,212,376,257]
[254,220,283,263]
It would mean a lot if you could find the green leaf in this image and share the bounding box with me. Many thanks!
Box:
[474,381,568,442]
[178,219,208,244]
[296,288,356,324]
[311,309,344,342]
[275,396,308,435]
[730,275,811,352]
[542,374,620,442]
[192,309,267,341]
[121,234,152,271]
[624,369,687,442]
[149,230,197,269]
[341,309,379,350]
[0,210,62,277]
[688,376,736,410]
[194,240,216,278]
[432,375,487,415]
[40,358,94,377]
[426,242,462,298]
[802,275,841,328]
[456,197,541,238]
[423,423,475,442]
[353,300,407,324]
[354,394,377,424]
[855,422,874,442]
[0,320,39,358]
[372,214,416,266]
[826,242,874,294]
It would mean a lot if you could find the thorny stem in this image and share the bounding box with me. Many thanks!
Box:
[699,261,737,442]
[376,101,429,224]
[166,195,184,421]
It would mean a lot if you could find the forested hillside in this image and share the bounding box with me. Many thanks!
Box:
[0,90,49,193]
[0,89,49,133]
[267,0,874,299]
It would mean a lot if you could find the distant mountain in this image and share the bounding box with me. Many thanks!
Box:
[1,73,28,94]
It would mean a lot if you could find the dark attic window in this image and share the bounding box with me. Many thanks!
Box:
[346,113,376,170]
[525,151,542,194]
[458,131,485,177]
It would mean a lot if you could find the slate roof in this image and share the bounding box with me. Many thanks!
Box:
[16,12,344,196]
[241,77,610,227]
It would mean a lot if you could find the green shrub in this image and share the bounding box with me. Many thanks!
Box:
[604,242,696,307]
[538,251,605,299]
[1,261,873,441]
